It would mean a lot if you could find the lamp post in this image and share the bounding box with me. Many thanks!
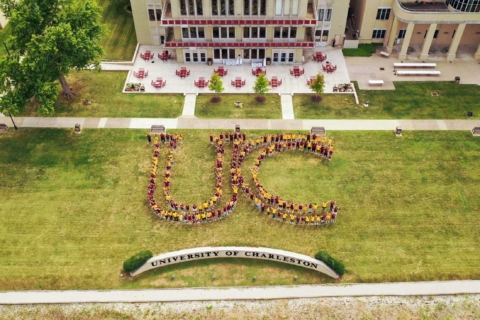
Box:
[9,113,18,131]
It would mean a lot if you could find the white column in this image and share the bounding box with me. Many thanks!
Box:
[420,23,438,60]
[398,22,414,61]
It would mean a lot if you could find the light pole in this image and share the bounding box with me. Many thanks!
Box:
[3,42,10,56]
[9,113,18,131]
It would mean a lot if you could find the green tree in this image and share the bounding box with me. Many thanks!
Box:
[253,73,270,102]
[208,73,224,103]
[0,0,105,115]
[309,72,325,102]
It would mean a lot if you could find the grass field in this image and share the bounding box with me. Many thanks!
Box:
[294,82,480,119]
[19,71,184,118]
[98,0,137,61]
[0,129,479,290]
[196,94,282,119]
[342,43,383,57]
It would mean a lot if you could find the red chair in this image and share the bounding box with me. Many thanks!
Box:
[194,78,208,88]
[134,69,145,79]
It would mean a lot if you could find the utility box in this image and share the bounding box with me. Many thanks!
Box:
[395,126,402,137]
[74,124,82,134]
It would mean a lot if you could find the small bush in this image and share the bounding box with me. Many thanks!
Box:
[123,250,153,273]
[315,251,345,276]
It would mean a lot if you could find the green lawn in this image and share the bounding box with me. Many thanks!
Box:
[342,43,383,57]
[19,71,184,118]
[98,0,137,61]
[294,82,480,119]
[0,129,479,290]
[196,94,282,119]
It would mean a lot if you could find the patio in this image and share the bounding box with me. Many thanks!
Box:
[122,45,350,94]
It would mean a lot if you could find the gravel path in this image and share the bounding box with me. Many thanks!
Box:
[1,295,480,319]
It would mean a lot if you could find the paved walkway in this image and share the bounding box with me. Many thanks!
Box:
[1,115,479,131]
[1,281,480,304]
[181,93,197,118]
[280,94,295,119]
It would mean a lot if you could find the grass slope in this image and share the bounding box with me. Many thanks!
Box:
[0,1,137,61]
[0,129,479,290]
[20,71,184,118]
[98,0,137,61]
[294,82,480,119]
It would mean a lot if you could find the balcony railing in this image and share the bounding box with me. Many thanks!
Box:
[164,41,315,48]
[393,0,480,23]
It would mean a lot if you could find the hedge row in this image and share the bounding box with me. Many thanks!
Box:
[123,250,153,273]
[315,251,345,276]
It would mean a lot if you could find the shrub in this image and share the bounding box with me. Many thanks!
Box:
[315,251,345,276]
[123,250,153,273]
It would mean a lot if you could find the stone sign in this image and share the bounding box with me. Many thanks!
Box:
[130,246,339,279]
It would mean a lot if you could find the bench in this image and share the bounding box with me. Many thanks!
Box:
[150,125,166,135]
[395,70,441,76]
[368,80,384,86]
[393,63,436,69]
[311,126,326,137]
[380,51,389,57]
[473,127,480,137]
[0,124,8,133]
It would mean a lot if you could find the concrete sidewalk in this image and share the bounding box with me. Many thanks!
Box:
[1,116,479,131]
[1,281,480,304]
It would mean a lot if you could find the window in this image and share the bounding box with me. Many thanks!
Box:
[275,0,299,16]
[182,27,205,39]
[325,9,332,21]
[322,30,329,41]
[180,0,203,16]
[243,49,265,59]
[372,29,386,39]
[212,0,234,15]
[376,8,391,20]
[214,49,236,59]
[274,27,297,39]
[148,9,155,21]
[318,9,324,21]
[433,30,439,39]
[398,29,406,39]
[156,9,162,20]
[243,27,266,39]
[244,0,266,15]
[213,27,235,39]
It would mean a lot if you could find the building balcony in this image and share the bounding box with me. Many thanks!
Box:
[399,1,450,12]
[394,0,480,23]
[161,18,317,26]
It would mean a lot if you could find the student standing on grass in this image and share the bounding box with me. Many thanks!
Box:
[147,134,152,145]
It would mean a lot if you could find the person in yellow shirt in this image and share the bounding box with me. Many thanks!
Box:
[290,214,295,224]
[201,213,206,221]
[316,215,321,225]
[302,205,308,215]
[306,216,310,224]
[282,213,287,222]
[322,201,327,213]
[294,204,299,213]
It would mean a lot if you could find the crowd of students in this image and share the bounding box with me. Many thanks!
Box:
[147,131,338,225]
[148,133,239,224]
